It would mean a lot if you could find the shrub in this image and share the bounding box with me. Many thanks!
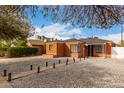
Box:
[7,47,38,57]
[0,48,7,57]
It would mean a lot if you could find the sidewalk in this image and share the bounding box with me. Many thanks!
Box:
[0,56,43,64]
[0,56,72,64]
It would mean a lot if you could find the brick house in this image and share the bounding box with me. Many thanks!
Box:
[44,37,115,58]
[27,39,45,55]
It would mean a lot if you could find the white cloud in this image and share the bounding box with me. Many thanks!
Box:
[100,33,124,43]
[31,23,86,40]
[30,23,123,43]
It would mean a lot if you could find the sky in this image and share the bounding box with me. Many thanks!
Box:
[28,8,124,43]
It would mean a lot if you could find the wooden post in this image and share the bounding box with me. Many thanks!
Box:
[3,69,7,77]
[66,60,68,65]
[58,60,61,64]
[73,57,75,63]
[46,62,48,67]
[84,57,85,60]
[8,73,12,82]
[53,63,55,69]
[37,66,40,73]
[30,65,33,70]
[67,58,68,62]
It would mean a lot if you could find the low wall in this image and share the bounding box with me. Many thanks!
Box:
[111,47,124,59]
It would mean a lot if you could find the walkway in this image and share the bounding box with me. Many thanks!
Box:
[0,56,44,64]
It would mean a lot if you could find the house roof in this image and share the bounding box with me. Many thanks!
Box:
[28,39,44,46]
[79,37,113,44]
[43,37,115,45]
[63,38,79,42]
[46,39,63,43]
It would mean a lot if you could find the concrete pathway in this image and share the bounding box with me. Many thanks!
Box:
[0,56,70,64]
[0,56,44,64]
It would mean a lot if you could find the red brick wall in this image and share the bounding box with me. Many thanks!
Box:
[85,46,88,57]
[105,42,112,58]
[80,43,85,58]
[65,41,80,58]
[46,42,64,57]
[93,45,105,57]
[57,42,64,57]
[46,42,57,56]
[45,41,113,58]
[64,41,85,58]
[46,41,86,58]
[93,42,113,57]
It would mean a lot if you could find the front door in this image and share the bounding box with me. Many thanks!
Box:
[88,45,93,57]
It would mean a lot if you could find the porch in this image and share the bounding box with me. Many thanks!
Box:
[84,43,109,57]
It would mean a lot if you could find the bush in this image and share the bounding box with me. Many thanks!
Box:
[7,47,38,57]
[0,48,7,57]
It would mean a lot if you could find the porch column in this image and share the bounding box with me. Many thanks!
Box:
[104,43,107,58]
[83,46,85,59]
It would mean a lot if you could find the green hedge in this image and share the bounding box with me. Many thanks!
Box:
[0,48,7,57]
[7,47,38,57]
[0,48,7,51]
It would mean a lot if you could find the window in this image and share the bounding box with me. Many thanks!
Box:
[70,44,80,52]
[49,44,53,51]
[96,45,104,53]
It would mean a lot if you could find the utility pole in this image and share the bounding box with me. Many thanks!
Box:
[121,25,123,45]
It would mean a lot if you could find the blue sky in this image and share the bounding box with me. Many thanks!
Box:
[28,9,123,43]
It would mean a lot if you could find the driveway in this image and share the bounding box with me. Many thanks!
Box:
[1,57,124,88]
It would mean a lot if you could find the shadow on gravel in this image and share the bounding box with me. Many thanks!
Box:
[0,58,67,74]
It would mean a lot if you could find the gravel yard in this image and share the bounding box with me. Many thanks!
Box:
[1,57,124,88]
[0,57,70,74]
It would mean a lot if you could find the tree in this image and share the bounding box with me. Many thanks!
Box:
[2,5,124,29]
[0,5,31,40]
[39,5,124,29]
[0,38,27,48]
[1,5,124,40]
[117,40,124,47]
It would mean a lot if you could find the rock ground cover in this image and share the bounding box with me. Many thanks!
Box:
[1,57,124,88]
[0,57,70,75]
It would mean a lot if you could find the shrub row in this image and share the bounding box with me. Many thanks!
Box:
[7,47,38,57]
[0,48,7,57]
[0,48,7,51]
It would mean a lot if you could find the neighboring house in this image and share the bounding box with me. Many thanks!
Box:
[27,39,45,55]
[36,35,57,42]
[44,37,115,58]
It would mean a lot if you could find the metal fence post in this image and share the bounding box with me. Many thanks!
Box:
[30,65,33,70]
[37,66,40,73]
[66,59,68,65]
[53,63,55,69]
[58,60,61,64]
[3,69,7,77]
[73,57,75,63]
[8,73,12,82]
[46,62,48,67]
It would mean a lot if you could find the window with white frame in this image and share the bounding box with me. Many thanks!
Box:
[96,45,104,53]
[70,44,80,52]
